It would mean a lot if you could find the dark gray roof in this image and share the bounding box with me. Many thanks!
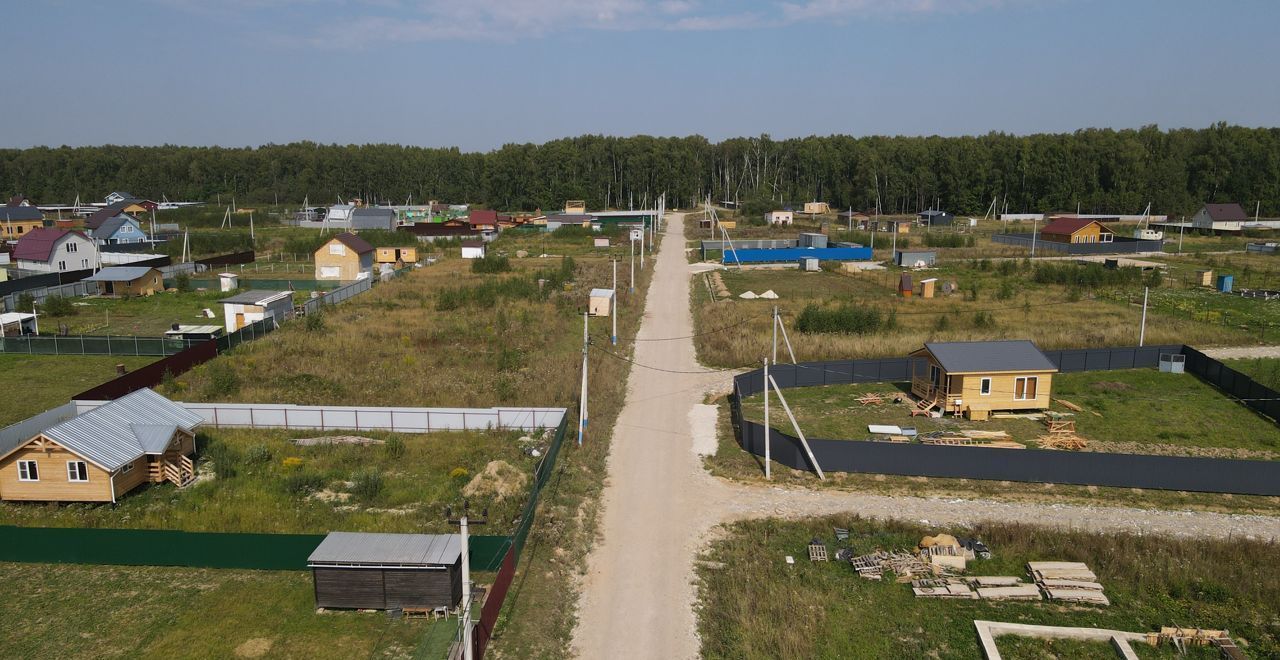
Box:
[308,532,462,567]
[218,289,294,305]
[92,214,140,239]
[0,206,43,221]
[921,340,1058,374]
[37,389,203,471]
[1202,203,1248,222]
[84,266,157,282]
[351,208,396,230]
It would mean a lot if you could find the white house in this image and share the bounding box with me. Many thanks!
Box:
[589,288,615,317]
[12,228,97,273]
[1190,203,1249,232]
[461,240,486,259]
[217,290,295,333]
[765,210,794,226]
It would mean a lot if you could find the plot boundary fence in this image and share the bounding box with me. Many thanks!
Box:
[0,334,204,356]
[730,344,1280,495]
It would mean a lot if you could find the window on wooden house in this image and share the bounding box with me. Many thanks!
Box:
[17,460,39,481]
[67,461,88,482]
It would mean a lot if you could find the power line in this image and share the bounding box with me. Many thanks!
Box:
[589,344,753,374]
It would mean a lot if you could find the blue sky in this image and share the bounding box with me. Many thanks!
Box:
[2,0,1277,151]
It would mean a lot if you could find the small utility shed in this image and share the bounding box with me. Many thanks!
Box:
[315,232,374,281]
[84,266,164,297]
[218,290,295,333]
[309,532,463,610]
[589,288,615,317]
[910,340,1058,420]
[460,241,486,259]
[895,249,936,267]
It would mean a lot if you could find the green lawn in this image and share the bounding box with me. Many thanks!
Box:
[0,354,156,427]
[52,289,229,336]
[0,562,432,659]
[696,517,1280,659]
[0,427,542,536]
[737,369,1280,458]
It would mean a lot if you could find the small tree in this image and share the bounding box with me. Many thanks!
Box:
[174,272,191,292]
[41,295,75,317]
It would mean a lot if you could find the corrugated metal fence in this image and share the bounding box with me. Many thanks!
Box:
[0,334,203,356]
[731,344,1280,495]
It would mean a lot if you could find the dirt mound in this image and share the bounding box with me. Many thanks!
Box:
[462,460,529,501]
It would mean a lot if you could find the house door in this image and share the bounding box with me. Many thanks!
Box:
[929,365,941,388]
[235,313,246,330]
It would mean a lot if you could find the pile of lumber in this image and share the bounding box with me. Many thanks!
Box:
[911,578,978,600]
[1037,416,1088,450]
[1028,561,1110,606]
[911,576,1043,601]
[1145,627,1245,659]
[847,550,940,582]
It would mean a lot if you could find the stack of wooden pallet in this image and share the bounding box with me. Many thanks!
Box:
[848,550,940,582]
[1037,416,1088,450]
[911,578,978,599]
[1028,561,1110,606]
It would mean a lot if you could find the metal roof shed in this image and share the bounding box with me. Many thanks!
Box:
[308,532,463,610]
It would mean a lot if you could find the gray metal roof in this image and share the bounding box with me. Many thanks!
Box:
[921,340,1058,374]
[218,289,294,305]
[92,214,139,239]
[0,206,43,221]
[351,208,395,230]
[39,389,203,471]
[308,532,462,567]
[130,424,179,453]
[84,266,157,282]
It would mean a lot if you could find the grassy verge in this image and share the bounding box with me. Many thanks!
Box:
[0,561,430,659]
[705,395,1280,515]
[1224,357,1280,390]
[734,369,1280,458]
[0,427,539,535]
[0,354,156,426]
[696,517,1280,659]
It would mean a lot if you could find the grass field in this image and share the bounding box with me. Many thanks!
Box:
[696,517,1280,660]
[735,369,1280,458]
[1225,357,1280,390]
[691,261,1258,367]
[0,354,156,427]
[51,289,229,336]
[0,562,436,659]
[152,246,657,657]
[0,427,539,535]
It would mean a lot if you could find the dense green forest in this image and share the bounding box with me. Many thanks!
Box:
[2,123,1276,216]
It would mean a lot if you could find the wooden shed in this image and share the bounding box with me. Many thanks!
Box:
[308,532,462,610]
[83,266,164,297]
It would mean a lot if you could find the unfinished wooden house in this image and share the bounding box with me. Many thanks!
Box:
[910,340,1058,420]
[0,388,203,502]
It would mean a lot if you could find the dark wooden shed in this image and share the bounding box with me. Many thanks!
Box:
[308,532,463,610]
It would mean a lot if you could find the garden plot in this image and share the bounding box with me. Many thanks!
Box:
[0,354,155,427]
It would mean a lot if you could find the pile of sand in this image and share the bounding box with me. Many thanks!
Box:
[462,460,529,501]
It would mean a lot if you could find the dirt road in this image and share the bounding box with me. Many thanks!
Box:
[570,213,1280,659]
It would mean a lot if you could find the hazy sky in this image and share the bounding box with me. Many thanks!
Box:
[3,0,1277,151]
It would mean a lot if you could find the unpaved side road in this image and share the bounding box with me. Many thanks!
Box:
[1202,345,1280,359]
[570,213,1280,660]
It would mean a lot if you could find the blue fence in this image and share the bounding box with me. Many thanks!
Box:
[723,246,873,264]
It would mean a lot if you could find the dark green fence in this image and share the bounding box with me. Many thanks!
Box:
[0,526,325,570]
[0,334,202,356]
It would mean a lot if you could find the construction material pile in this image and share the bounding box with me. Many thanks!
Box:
[1028,561,1110,606]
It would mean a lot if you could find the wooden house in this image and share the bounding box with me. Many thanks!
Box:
[84,265,164,297]
[910,340,1058,420]
[374,246,419,264]
[0,389,202,503]
[564,200,587,215]
[309,532,462,610]
[218,290,295,332]
[315,232,374,280]
[1,205,46,239]
[1040,217,1115,244]
[803,202,830,215]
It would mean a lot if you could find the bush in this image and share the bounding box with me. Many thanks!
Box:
[16,292,35,313]
[383,437,405,460]
[205,441,241,479]
[449,467,470,481]
[41,295,75,317]
[471,254,512,274]
[350,468,384,502]
[244,444,272,466]
[174,272,191,292]
[996,279,1016,300]
[1032,262,1145,287]
[972,311,996,328]
[796,304,882,335]
[282,470,326,496]
[304,309,326,332]
[204,362,241,398]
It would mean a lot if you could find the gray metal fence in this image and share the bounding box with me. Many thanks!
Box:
[0,402,78,457]
[729,344,1280,495]
[0,334,204,355]
[2,280,97,310]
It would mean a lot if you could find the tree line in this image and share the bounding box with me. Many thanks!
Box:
[2,123,1276,217]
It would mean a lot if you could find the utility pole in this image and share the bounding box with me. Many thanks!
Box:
[447,502,487,660]
[579,310,588,446]
[611,258,618,346]
[629,237,635,293]
[763,358,771,480]
[1178,217,1185,254]
[772,306,778,364]
[1030,217,1038,258]
[1139,286,1149,346]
